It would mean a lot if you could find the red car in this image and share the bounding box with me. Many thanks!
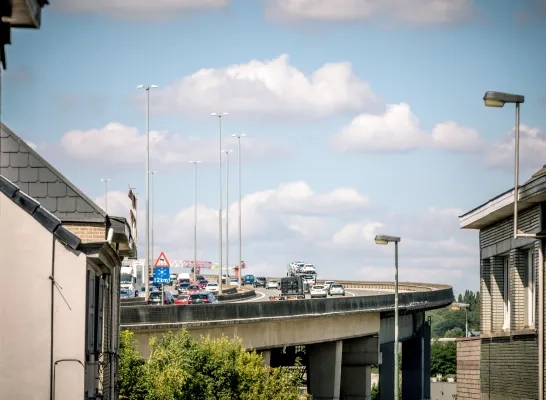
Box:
[186,284,201,295]
[174,294,190,305]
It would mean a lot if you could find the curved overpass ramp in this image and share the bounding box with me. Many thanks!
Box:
[121,280,453,350]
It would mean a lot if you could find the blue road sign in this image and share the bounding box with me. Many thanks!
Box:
[153,267,171,284]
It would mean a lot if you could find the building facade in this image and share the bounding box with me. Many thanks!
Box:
[458,165,546,400]
[1,124,136,399]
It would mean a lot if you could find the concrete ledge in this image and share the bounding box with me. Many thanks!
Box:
[221,287,238,295]
[121,297,146,306]
[217,289,256,302]
[121,287,454,327]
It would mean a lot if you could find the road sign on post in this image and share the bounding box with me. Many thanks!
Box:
[153,267,170,284]
[153,252,171,284]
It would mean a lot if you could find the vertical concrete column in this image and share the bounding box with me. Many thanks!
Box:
[340,336,379,400]
[260,350,271,367]
[510,248,527,330]
[379,343,394,400]
[401,333,430,400]
[481,258,492,334]
[307,340,342,400]
[490,256,506,332]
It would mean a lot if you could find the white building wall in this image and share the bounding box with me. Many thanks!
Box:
[0,194,87,399]
[52,241,87,400]
[0,193,54,399]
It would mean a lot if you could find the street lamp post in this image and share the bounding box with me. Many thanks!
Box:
[211,112,228,293]
[223,149,233,284]
[231,134,246,289]
[149,170,158,265]
[375,234,401,400]
[483,91,525,239]
[137,84,158,301]
[100,178,111,213]
[450,302,470,337]
[189,161,202,283]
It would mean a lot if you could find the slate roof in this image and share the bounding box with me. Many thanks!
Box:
[0,175,81,250]
[0,124,107,222]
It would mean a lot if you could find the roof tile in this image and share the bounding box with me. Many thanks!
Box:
[28,182,48,198]
[19,166,39,183]
[38,167,57,183]
[48,181,67,197]
[0,136,19,152]
[0,153,8,168]
[57,197,77,213]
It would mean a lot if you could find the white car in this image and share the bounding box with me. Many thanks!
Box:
[206,283,219,294]
[266,280,279,289]
[310,285,328,299]
[229,277,239,285]
[324,281,335,290]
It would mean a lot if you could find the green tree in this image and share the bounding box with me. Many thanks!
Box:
[427,290,481,338]
[444,327,465,338]
[119,330,307,400]
[430,341,457,377]
[119,330,148,399]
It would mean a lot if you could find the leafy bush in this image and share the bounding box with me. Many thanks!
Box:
[119,330,308,400]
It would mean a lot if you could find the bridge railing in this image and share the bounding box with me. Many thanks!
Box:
[200,274,448,292]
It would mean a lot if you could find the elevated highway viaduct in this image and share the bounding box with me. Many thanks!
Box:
[121,280,453,400]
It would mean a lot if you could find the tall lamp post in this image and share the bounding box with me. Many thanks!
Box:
[375,234,401,400]
[149,170,158,263]
[211,112,228,293]
[100,178,111,213]
[483,91,525,239]
[189,161,202,283]
[450,302,470,337]
[137,84,158,301]
[231,134,246,289]
[223,149,233,283]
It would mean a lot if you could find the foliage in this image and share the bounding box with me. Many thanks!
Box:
[371,383,379,399]
[119,330,148,399]
[430,341,457,377]
[119,330,307,400]
[427,290,480,338]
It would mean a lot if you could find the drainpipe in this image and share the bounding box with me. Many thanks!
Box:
[106,228,114,244]
[539,240,544,400]
[49,238,56,400]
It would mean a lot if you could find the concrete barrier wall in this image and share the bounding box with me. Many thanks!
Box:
[121,287,453,327]
[216,289,255,302]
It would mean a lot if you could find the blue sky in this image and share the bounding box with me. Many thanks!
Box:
[4,0,546,292]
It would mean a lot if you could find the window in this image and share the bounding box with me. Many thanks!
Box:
[527,250,536,327]
[503,257,511,330]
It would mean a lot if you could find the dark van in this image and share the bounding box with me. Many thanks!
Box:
[243,274,255,286]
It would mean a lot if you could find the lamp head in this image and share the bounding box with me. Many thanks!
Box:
[483,91,524,108]
[374,234,401,245]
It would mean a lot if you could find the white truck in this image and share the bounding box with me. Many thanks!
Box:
[120,265,137,291]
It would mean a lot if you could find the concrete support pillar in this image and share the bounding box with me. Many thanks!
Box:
[340,336,378,400]
[307,340,342,400]
[379,343,395,400]
[259,350,271,367]
[401,325,431,400]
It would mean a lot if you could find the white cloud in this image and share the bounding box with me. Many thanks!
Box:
[151,54,379,119]
[331,103,483,153]
[96,182,478,293]
[52,0,228,19]
[266,0,474,26]
[485,124,546,173]
[60,122,285,167]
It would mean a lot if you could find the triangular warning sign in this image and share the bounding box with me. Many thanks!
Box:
[154,252,171,268]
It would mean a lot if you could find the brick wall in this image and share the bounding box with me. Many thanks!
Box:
[480,334,537,399]
[490,256,505,332]
[456,337,481,399]
[510,249,527,331]
[481,259,492,334]
[480,206,540,248]
[64,223,106,243]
